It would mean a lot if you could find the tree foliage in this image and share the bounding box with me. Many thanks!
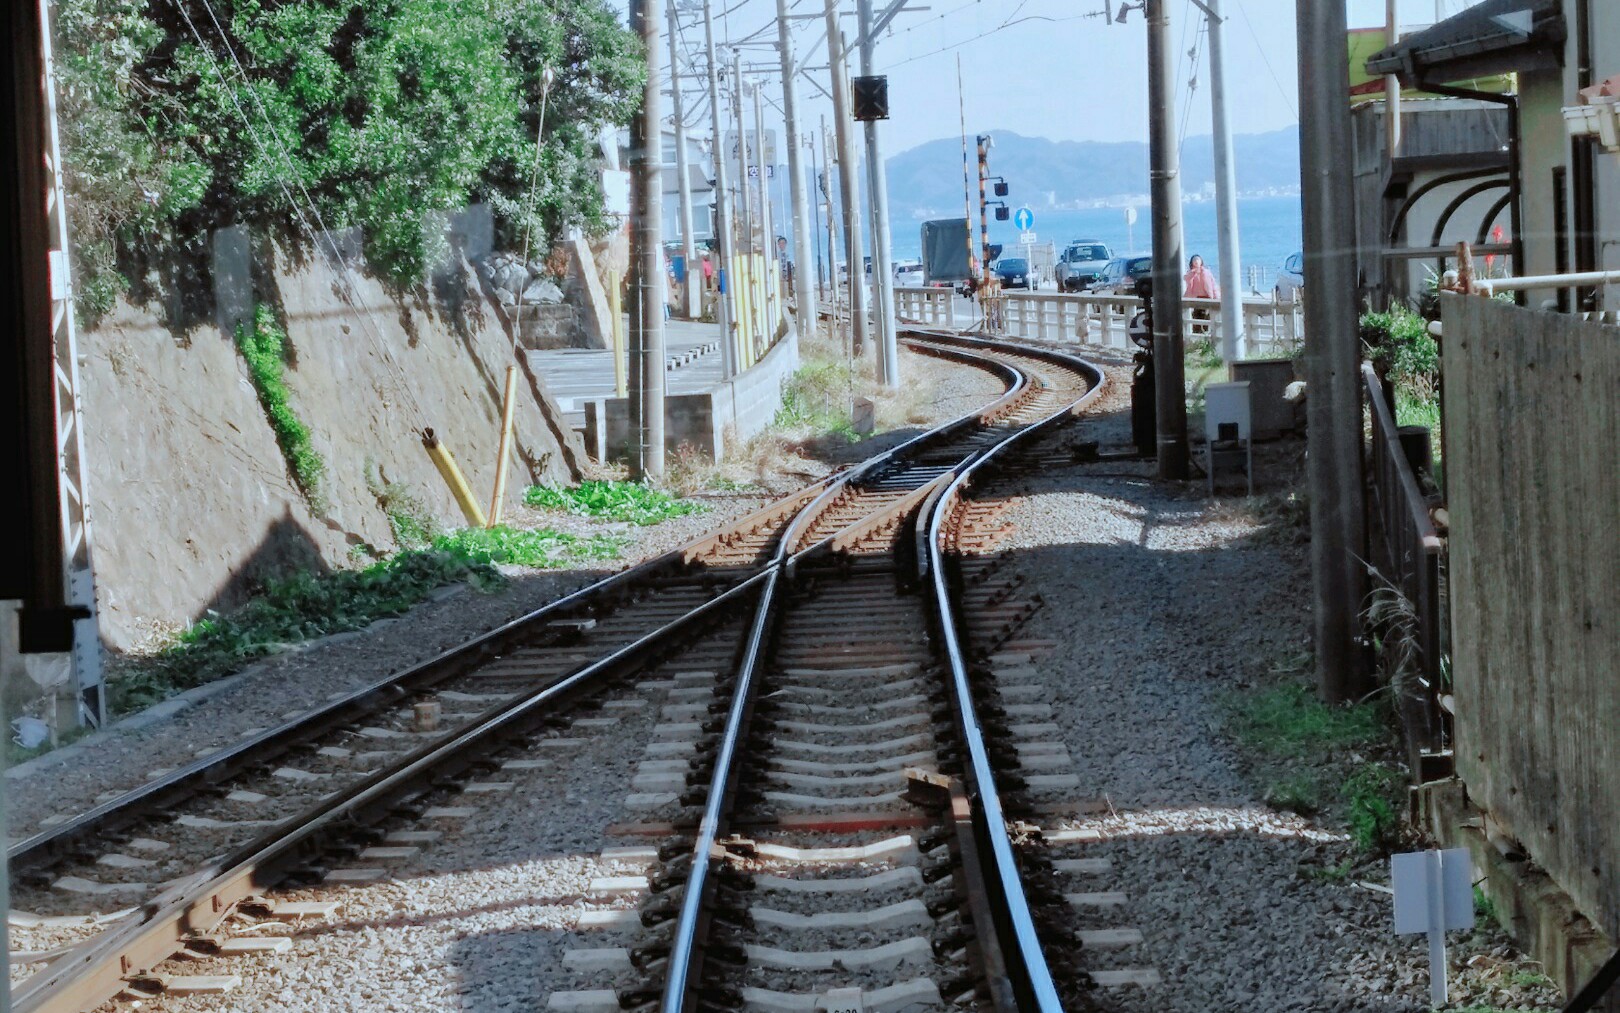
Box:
[53,0,644,323]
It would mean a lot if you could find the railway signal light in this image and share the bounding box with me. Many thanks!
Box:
[851,75,888,121]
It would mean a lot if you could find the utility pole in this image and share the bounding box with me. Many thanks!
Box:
[1203,0,1244,365]
[824,2,869,356]
[1297,0,1368,701]
[702,0,736,379]
[628,0,666,480]
[775,0,818,333]
[976,135,992,280]
[667,2,700,320]
[731,53,757,357]
[1385,0,1402,156]
[821,118,842,340]
[1146,0,1189,479]
[856,0,899,387]
[810,130,825,292]
[752,81,777,338]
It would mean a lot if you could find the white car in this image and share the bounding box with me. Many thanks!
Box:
[894,261,924,287]
[1275,251,1304,302]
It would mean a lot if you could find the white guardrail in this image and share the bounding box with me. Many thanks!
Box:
[891,285,1306,360]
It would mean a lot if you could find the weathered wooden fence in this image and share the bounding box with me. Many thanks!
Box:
[1442,293,1620,940]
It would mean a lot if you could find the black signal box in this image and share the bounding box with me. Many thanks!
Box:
[852,75,888,121]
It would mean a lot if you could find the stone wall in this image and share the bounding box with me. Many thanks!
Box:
[82,230,584,648]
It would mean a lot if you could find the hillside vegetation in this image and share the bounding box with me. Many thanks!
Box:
[55,0,644,324]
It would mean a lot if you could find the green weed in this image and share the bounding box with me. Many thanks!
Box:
[775,359,863,441]
[108,524,621,719]
[237,305,325,508]
[433,525,625,566]
[1475,885,1501,924]
[1226,682,1386,763]
[1343,763,1403,852]
[523,480,703,526]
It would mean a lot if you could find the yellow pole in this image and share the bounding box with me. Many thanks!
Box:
[487,365,519,527]
[422,428,488,528]
[610,269,628,398]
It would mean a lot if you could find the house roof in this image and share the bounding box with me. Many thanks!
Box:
[1364,0,1566,86]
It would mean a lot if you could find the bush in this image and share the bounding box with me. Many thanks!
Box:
[1360,306,1438,387]
[55,0,644,314]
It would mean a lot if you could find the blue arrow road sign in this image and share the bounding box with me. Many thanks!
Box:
[1013,207,1034,231]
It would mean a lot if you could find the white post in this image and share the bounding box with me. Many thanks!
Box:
[774,0,818,332]
[667,2,700,320]
[1206,0,1245,364]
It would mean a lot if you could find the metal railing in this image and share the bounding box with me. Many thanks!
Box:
[892,286,1306,359]
[1362,362,1448,768]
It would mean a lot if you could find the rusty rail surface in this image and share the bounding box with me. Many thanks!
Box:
[1362,362,1447,768]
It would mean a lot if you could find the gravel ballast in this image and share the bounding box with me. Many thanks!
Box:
[966,354,1561,1012]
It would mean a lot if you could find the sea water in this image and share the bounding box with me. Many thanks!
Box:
[879,194,1304,287]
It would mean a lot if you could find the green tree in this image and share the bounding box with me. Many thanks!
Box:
[53,0,644,320]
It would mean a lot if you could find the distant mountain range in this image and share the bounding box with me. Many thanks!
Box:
[881,126,1301,218]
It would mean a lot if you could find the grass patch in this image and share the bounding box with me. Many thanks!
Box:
[775,359,863,442]
[524,480,704,526]
[1225,678,1406,852]
[1227,682,1386,763]
[434,524,625,565]
[111,549,498,716]
[1343,762,1403,852]
[238,305,325,508]
[108,524,623,719]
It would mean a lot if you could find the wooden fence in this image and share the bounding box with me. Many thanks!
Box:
[892,286,1304,360]
[1442,293,1620,940]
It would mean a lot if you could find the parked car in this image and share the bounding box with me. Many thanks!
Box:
[993,257,1032,289]
[894,261,925,287]
[1055,241,1113,292]
[1088,255,1154,295]
[1275,251,1304,302]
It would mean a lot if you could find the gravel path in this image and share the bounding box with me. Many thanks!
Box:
[971,357,1561,1012]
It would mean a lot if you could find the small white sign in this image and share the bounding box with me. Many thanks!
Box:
[1124,205,1139,226]
[1391,848,1475,1007]
[1020,231,1037,245]
[818,987,863,1013]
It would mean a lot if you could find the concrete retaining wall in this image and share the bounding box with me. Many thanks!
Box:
[583,329,800,462]
[82,230,582,648]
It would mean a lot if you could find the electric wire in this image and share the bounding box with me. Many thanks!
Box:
[180,0,430,425]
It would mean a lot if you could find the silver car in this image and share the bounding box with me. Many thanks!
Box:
[894,261,924,287]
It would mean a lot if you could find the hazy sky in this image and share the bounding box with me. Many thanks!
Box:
[635,0,1485,154]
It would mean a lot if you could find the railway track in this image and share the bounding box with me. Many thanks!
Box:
[8,332,1102,1013]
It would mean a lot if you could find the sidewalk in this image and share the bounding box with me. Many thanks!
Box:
[528,317,799,463]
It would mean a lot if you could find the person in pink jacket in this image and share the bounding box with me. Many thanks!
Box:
[1183,254,1220,299]
[1184,254,1220,337]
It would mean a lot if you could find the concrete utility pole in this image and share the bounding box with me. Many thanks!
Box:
[752,81,777,334]
[1146,0,1189,479]
[702,0,736,379]
[1385,0,1402,156]
[857,0,899,387]
[1202,0,1245,364]
[628,0,666,480]
[667,2,700,320]
[732,53,757,352]
[775,0,818,332]
[824,3,870,356]
[1297,0,1368,701]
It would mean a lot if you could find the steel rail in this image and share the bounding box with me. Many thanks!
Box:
[13,337,1024,1013]
[657,341,1042,1012]
[659,334,1101,1012]
[10,335,1021,877]
[6,483,822,879]
[925,338,1105,1011]
[11,570,772,1013]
